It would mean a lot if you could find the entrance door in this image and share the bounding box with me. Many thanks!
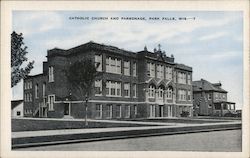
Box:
[150,105,156,117]
[168,105,172,117]
[159,105,164,117]
[64,103,69,115]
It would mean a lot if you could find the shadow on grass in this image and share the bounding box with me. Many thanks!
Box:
[12,118,158,132]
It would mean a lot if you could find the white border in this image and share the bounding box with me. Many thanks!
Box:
[1,1,249,158]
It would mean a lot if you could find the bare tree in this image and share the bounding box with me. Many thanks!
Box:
[67,58,101,126]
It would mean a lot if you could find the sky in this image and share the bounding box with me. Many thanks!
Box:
[12,11,243,109]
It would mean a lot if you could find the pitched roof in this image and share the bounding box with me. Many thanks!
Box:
[192,79,227,93]
[11,100,23,109]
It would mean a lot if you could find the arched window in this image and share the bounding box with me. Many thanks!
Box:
[158,85,165,99]
[167,87,173,99]
[149,84,156,98]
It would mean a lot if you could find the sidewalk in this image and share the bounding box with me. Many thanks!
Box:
[12,119,241,149]
[12,118,241,138]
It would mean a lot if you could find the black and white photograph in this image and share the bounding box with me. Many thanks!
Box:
[1,1,249,158]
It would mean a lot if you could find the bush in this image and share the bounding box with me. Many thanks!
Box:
[180,111,190,117]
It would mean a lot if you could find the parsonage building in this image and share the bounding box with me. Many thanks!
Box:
[23,41,193,119]
[193,79,236,116]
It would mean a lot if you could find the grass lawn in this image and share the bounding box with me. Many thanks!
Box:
[12,118,158,132]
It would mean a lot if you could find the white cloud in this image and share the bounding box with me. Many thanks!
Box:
[209,51,239,60]
[199,32,228,41]
[13,12,63,36]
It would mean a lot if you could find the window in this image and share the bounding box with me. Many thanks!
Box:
[95,54,102,72]
[150,63,155,77]
[17,111,21,116]
[208,94,212,100]
[147,62,150,76]
[26,94,29,102]
[106,81,121,97]
[116,105,122,118]
[187,74,191,85]
[29,81,32,89]
[165,66,172,80]
[24,82,27,90]
[95,80,102,96]
[124,83,130,97]
[48,66,54,82]
[149,85,156,98]
[166,87,173,99]
[132,84,137,98]
[29,93,32,102]
[158,87,164,99]
[124,60,130,76]
[107,105,112,118]
[187,90,191,101]
[222,94,226,99]
[125,105,130,118]
[178,72,186,84]
[178,90,186,101]
[111,83,116,96]
[132,62,137,77]
[42,83,46,97]
[24,94,27,102]
[147,62,155,77]
[96,104,102,118]
[134,105,137,116]
[35,84,38,99]
[48,95,55,111]
[117,59,121,74]
[26,81,32,89]
[106,57,121,74]
[218,93,221,99]
[156,65,164,79]
[214,104,221,110]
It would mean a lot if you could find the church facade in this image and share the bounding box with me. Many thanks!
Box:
[23,41,193,119]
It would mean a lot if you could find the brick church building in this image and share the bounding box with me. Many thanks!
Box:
[23,41,193,119]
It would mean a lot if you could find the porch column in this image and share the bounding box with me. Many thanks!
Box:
[69,102,71,116]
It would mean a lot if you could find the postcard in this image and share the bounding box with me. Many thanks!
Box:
[1,1,249,158]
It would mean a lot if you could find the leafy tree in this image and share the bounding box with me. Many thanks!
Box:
[11,31,34,87]
[67,59,101,125]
